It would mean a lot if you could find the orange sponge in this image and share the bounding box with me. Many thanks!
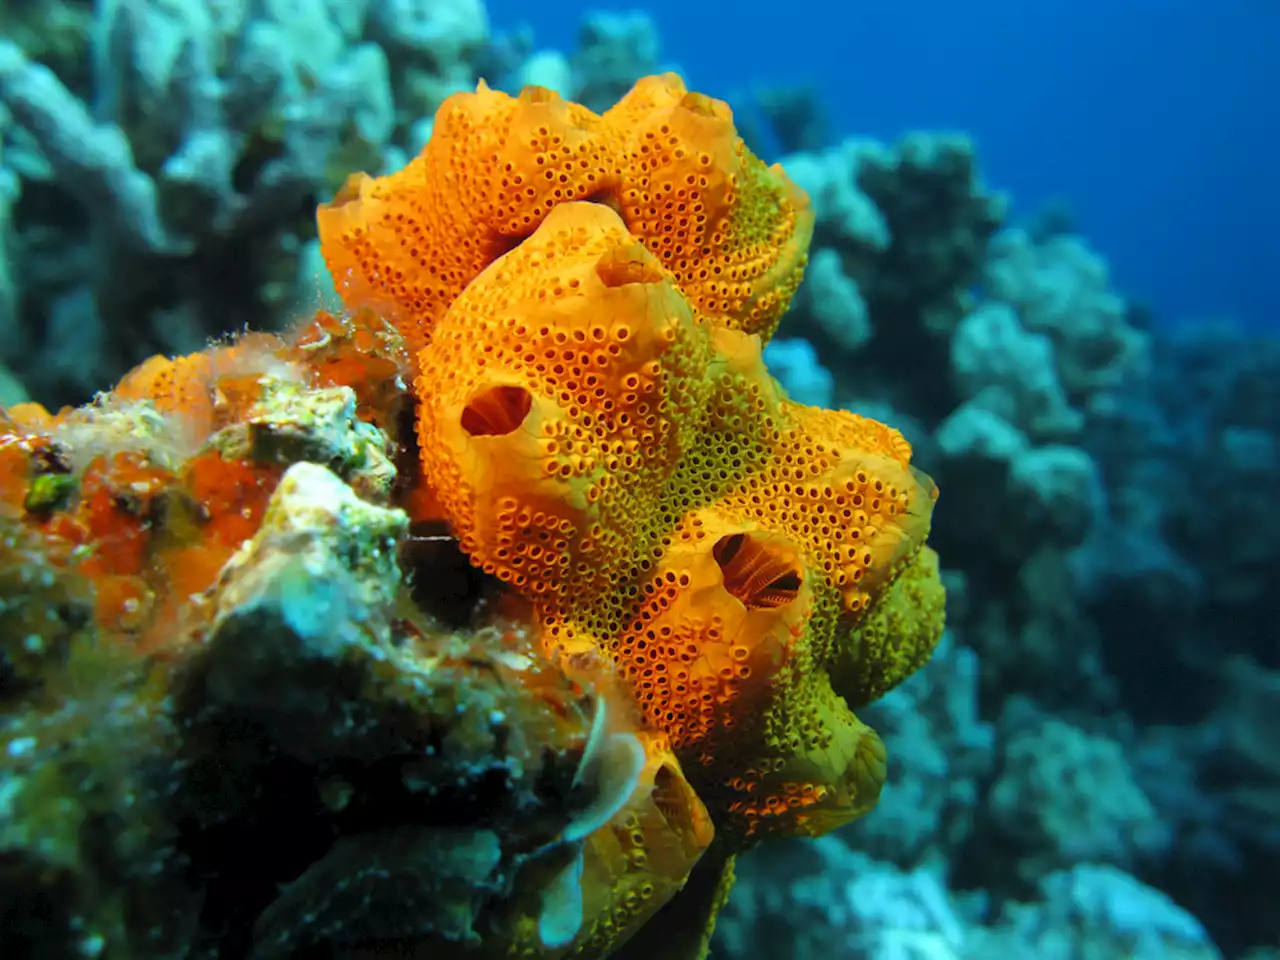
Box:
[317,74,812,360]
[417,200,941,843]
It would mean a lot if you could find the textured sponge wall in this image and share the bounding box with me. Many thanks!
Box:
[416,199,940,843]
[318,73,813,360]
[416,202,715,599]
[314,72,949,956]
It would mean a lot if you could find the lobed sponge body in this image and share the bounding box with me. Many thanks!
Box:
[415,197,941,845]
[318,73,813,359]
[318,72,944,953]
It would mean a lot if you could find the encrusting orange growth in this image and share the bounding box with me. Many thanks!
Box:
[114,353,217,437]
[318,73,813,360]
[0,310,412,656]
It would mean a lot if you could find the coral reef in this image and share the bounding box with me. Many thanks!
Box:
[0,0,488,406]
[731,57,1275,958]
[2,4,1278,959]
[718,838,1224,960]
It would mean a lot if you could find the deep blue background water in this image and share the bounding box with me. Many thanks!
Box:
[487,1,1278,331]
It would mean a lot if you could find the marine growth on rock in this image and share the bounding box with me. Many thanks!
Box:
[0,75,944,959]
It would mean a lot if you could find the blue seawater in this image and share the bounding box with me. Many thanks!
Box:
[490,0,1279,331]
